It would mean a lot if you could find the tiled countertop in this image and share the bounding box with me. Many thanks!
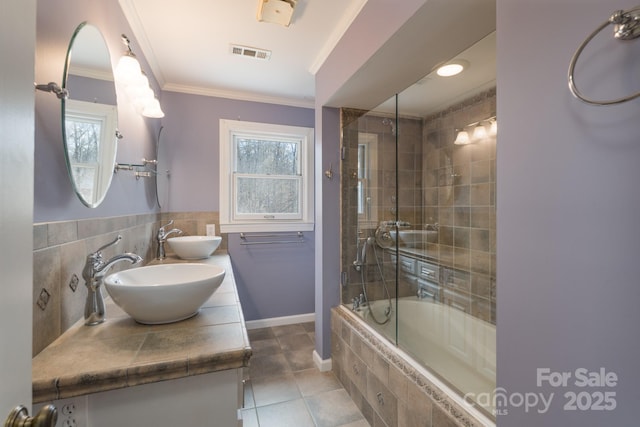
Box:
[32,253,252,403]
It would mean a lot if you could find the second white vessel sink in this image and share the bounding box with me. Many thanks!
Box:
[167,236,222,259]
[104,263,225,324]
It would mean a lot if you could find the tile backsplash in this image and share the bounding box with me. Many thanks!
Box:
[32,211,224,356]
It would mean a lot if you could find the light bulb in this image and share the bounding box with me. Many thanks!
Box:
[115,54,141,86]
[472,123,488,141]
[454,130,470,145]
[489,120,497,136]
[142,98,165,118]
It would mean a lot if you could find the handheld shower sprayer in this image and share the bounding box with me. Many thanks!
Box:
[353,236,374,271]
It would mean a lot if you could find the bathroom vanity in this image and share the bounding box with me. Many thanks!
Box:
[32,254,251,427]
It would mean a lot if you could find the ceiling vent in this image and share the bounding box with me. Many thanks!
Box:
[230,44,272,61]
[257,0,297,27]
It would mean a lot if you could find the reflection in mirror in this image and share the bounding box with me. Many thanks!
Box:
[63,22,118,207]
[156,126,170,209]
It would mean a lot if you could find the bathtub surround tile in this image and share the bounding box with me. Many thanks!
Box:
[333,306,490,427]
[366,370,398,427]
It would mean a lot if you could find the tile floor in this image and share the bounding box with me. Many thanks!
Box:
[243,322,369,427]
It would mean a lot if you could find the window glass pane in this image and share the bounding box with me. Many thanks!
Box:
[236,176,300,215]
[65,118,101,163]
[235,137,299,175]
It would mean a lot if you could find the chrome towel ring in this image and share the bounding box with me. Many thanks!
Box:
[568,6,640,105]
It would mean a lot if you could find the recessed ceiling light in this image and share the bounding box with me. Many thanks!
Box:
[436,60,468,77]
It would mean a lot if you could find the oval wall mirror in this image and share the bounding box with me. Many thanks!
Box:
[62,22,118,208]
[156,126,170,209]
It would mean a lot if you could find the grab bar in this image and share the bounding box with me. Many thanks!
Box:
[239,232,305,245]
[568,6,640,105]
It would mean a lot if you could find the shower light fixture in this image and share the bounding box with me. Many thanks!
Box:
[453,116,497,145]
[472,122,488,140]
[115,34,164,118]
[436,60,468,77]
[453,130,471,145]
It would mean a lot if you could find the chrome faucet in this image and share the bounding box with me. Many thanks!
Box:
[352,293,366,311]
[156,220,183,259]
[82,235,142,326]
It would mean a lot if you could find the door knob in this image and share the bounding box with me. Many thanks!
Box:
[4,404,57,427]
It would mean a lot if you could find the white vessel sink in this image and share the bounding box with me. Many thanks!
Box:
[104,263,225,324]
[390,229,438,248]
[167,235,222,259]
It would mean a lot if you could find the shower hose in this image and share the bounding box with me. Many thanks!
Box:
[359,232,393,325]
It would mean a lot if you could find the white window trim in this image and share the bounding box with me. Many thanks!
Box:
[219,119,314,233]
[357,132,379,229]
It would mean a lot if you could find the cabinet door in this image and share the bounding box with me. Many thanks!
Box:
[88,370,241,427]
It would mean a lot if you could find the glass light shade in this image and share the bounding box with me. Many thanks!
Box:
[115,54,142,86]
[126,84,154,102]
[454,130,470,145]
[142,98,165,118]
[472,123,488,141]
[489,120,497,136]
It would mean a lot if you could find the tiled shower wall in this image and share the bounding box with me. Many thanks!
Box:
[340,88,496,324]
[32,211,225,356]
[422,88,496,323]
[340,109,424,304]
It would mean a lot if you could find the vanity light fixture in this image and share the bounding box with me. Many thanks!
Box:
[115,34,164,118]
[472,122,488,140]
[453,129,471,145]
[454,116,497,145]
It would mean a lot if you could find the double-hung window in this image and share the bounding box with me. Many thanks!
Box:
[219,119,314,232]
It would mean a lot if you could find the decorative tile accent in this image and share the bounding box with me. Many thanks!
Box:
[33,212,226,355]
[37,288,51,311]
[68,273,79,292]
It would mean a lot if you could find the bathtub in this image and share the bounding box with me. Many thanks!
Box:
[333,297,496,426]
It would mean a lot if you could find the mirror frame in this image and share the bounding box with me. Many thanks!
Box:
[62,21,119,208]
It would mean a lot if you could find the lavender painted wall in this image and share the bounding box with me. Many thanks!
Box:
[159,91,314,212]
[160,91,316,321]
[497,0,640,425]
[34,0,160,222]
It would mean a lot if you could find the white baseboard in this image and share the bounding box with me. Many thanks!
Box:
[245,312,315,330]
[313,350,332,372]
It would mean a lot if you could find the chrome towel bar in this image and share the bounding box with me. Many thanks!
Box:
[239,231,305,245]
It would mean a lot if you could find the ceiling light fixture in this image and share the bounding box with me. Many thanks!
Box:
[257,0,297,27]
[436,60,468,77]
[115,34,164,118]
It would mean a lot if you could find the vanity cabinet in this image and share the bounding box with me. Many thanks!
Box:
[50,369,243,427]
[32,254,251,427]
